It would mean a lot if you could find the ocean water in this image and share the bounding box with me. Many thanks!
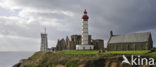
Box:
[0,51,34,67]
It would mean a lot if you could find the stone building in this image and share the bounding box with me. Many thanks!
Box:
[107,31,153,51]
[56,39,66,50]
[56,34,103,50]
[92,39,104,50]
[68,35,82,50]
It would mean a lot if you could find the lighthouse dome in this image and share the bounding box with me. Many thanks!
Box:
[82,9,89,21]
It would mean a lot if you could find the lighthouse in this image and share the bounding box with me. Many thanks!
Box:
[76,9,94,50]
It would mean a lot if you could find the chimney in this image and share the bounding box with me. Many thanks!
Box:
[110,30,113,37]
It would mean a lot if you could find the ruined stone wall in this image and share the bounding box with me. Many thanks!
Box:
[56,35,104,50]
[56,39,66,50]
[92,39,104,50]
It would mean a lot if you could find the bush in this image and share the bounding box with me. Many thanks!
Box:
[66,61,78,67]
[150,48,156,52]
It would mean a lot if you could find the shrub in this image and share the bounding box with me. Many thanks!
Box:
[150,48,156,52]
[66,61,78,67]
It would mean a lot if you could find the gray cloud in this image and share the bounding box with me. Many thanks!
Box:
[0,0,156,51]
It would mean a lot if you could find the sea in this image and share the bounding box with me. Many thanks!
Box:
[0,51,35,67]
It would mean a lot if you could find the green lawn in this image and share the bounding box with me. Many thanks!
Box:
[103,50,150,54]
[56,50,150,55]
[56,50,98,54]
[147,52,156,55]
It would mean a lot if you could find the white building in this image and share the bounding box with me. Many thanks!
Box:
[76,9,94,50]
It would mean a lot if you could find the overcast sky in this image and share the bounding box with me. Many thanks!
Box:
[0,0,156,51]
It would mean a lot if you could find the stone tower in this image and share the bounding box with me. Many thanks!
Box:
[40,28,48,51]
[76,9,94,50]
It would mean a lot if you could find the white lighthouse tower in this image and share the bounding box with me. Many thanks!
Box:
[76,9,94,50]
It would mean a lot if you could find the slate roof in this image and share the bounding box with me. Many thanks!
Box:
[108,32,151,43]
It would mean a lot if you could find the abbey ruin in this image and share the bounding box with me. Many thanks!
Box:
[56,35,104,50]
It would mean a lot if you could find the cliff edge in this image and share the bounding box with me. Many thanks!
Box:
[13,51,156,67]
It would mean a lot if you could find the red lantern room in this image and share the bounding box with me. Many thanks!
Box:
[82,9,89,21]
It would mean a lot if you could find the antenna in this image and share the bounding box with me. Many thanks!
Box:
[44,27,46,34]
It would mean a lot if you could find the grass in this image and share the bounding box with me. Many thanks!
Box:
[103,50,150,54]
[147,52,156,55]
[56,50,151,55]
[56,50,98,54]
[17,51,156,67]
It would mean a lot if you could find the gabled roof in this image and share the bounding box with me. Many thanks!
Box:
[108,32,151,44]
